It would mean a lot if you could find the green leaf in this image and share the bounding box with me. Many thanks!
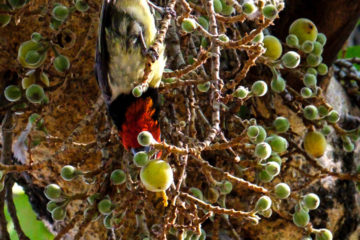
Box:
[338,45,360,70]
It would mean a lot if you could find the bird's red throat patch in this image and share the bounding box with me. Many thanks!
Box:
[119,97,160,150]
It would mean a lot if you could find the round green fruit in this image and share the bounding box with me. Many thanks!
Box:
[303,73,317,88]
[52,5,69,22]
[25,50,41,65]
[281,51,301,69]
[247,125,259,138]
[254,142,272,160]
[293,208,310,227]
[289,18,318,44]
[233,86,249,99]
[251,80,268,97]
[266,135,288,153]
[301,40,314,53]
[302,193,320,210]
[61,165,77,181]
[274,183,291,199]
[4,85,21,102]
[219,180,232,195]
[137,131,154,146]
[263,35,283,60]
[75,0,89,12]
[181,18,197,33]
[259,169,274,183]
[54,55,70,73]
[52,206,66,221]
[26,84,45,104]
[197,81,211,93]
[316,229,332,240]
[197,16,209,30]
[213,0,223,13]
[44,184,62,200]
[316,33,327,46]
[265,161,280,177]
[110,169,126,185]
[273,117,290,133]
[46,201,58,212]
[301,87,312,98]
[286,34,299,48]
[255,196,272,212]
[303,105,318,120]
[8,0,26,9]
[133,151,149,167]
[242,2,257,15]
[306,53,322,67]
[18,40,47,69]
[189,187,203,200]
[262,4,277,19]
[317,63,328,75]
[140,160,173,192]
[271,75,286,93]
[98,199,113,215]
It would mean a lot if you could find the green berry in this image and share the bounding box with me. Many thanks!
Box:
[213,0,223,13]
[98,199,113,215]
[304,131,327,158]
[44,184,62,200]
[255,196,272,212]
[274,183,291,199]
[133,151,149,167]
[282,51,301,69]
[61,165,77,181]
[52,4,69,22]
[271,75,286,93]
[197,16,209,30]
[0,14,11,27]
[286,34,299,48]
[273,117,290,133]
[252,126,267,144]
[262,4,277,19]
[247,125,259,138]
[316,33,327,46]
[307,67,318,76]
[263,35,283,60]
[301,87,313,98]
[293,208,310,227]
[312,41,323,55]
[54,55,70,73]
[18,40,47,69]
[75,0,89,12]
[201,37,209,48]
[218,34,229,42]
[266,135,288,153]
[197,81,211,92]
[259,169,274,183]
[46,201,58,212]
[31,32,42,42]
[301,40,314,53]
[268,154,282,166]
[251,80,268,97]
[242,2,256,15]
[316,229,332,240]
[303,105,318,120]
[4,85,21,102]
[25,50,41,65]
[326,110,339,123]
[321,125,332,136]
[265,161,280,177]
[343,137,354,152]
[289,18,318,44]
[52,206,66,221]
[254,142,272,160]
[317,63,328,75]
[317,105,329,118]
[252,30,264,43]
[132,86,142,97]
[26,84,45,104]
[140,160,173,192]
[110,169,126,185]
[303,73,317,87]
[302,193,320,210]
[181,18,197,33]
[307,53,322,67]
[220,0,234,16]
[219,180,232,195]
[137,131,154,146]
[189,187,203,200]
[233,86,249,99]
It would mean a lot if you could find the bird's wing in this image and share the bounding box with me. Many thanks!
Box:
[95,0,113,103]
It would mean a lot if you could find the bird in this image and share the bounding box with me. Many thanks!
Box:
[95,0,166,154]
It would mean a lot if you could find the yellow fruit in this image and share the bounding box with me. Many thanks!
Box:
[140,160,173,192]
[263,35,282,60]
[304,131,327,158]
[289,18,318,44]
